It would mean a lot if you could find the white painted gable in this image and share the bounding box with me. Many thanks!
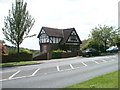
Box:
[67,30,79,42]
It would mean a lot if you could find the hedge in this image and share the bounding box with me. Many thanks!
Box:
[2,52,32,63]
[52,51,81,59]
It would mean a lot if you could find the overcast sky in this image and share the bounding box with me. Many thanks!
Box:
[0,0,119,50]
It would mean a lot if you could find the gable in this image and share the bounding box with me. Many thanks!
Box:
[67,30,80,43]
[39,29,52,43]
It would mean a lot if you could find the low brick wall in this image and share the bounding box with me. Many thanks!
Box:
[2,53,32,63]
[33,53,47,60]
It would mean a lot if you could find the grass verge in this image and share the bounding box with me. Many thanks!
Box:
[64,70,119,88]
[0,61,44,67]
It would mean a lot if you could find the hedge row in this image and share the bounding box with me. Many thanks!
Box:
[2,52,32,63]
[2,51,82,63]
[52,51,82,59]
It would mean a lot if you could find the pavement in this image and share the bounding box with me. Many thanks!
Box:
[0,54,119,88]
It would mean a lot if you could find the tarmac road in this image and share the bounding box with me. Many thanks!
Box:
[1,54,119,88]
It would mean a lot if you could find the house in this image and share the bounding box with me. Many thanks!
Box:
[80,39,89,48]
[37,27,82,53]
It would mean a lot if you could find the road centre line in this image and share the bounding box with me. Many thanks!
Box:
[8,70,21,79]
[69,64,74,69]
[31,68,40,76]
[81,62,87,66]
[57,66,60,71]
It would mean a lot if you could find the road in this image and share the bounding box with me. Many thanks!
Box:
[0,54,119,88]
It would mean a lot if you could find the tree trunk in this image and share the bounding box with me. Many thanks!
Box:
[104,40,107,51]
[17,43,20,62]
[17,43,20,53]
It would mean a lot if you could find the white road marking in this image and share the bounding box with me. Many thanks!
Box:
[69,64,74,69]
[1,75,32,81]
[57,66,60,71]
[81,62,87,66]
[94,61,100,64]
[102,60,107,62]
[8,70,21,79]
[31,68,40,76]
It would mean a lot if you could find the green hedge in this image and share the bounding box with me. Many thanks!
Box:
[2,52,32,63]
[52,52,62,59]
[52,52,79,59]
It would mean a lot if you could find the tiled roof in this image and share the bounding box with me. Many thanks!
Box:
[38,27,82,44]
[60,28,73,44]
[42,27,63,38]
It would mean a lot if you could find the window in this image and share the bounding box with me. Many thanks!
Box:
[39,33,50,43]
[71,36,77,41]
[68,36,79,42]
[53,37,56,43]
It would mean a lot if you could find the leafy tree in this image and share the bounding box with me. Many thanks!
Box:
[81,38,104,51]
[112,27,120,46]
[90,25,115,51]
[2,0,35,53]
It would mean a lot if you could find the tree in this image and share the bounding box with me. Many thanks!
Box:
[2,0,35,53]
[81,38,104,51]
[112,27,120,46]
[90,25,115,51]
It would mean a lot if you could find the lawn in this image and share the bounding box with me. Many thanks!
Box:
[0,61,44,67]
[65,70,119,88]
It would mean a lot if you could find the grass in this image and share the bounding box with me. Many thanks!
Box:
[0,61,44,67]
[100,52,118,56]
[64,70,119,88]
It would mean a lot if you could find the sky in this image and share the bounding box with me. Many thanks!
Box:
[0,0,119,50]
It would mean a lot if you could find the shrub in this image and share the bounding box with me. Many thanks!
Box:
[52,52,61,59]
[53,49,66,53]
[32,51,40,55]
[52,50,66,59]
[2,52,33,63]
[20,49,32,54]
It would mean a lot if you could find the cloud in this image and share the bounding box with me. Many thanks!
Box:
[0,0,119,49]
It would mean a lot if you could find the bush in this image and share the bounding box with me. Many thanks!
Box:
[52,50,66,59]
[52,50,79,59]
[2,52,33,63]
[20,49,32,54]
[53,49,66,53]
[32,51,40,55]
[52,52,62,59]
